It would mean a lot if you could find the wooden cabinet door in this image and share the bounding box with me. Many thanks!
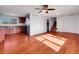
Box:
[0,28,6,42]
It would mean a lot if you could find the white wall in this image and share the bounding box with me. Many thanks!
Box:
[30,14,47,35]
[57,14,79,34]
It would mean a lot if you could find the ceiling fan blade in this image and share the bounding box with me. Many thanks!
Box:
[38,10,42,13]
[48,8,55,10]
[35,8,42,10]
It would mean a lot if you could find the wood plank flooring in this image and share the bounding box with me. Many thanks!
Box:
[0,32,79,54]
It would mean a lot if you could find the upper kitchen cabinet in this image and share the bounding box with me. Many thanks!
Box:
[19,17,26,23]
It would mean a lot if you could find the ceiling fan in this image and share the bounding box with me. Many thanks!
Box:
[35,5,55,13]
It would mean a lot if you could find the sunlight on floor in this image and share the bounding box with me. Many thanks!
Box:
[35,34,68,52]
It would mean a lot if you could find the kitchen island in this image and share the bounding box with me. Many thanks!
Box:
[0,24,26,42]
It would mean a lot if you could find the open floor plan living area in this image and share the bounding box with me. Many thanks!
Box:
[0,5,79,54]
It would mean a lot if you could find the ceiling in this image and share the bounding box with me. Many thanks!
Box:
[0,5,79,17]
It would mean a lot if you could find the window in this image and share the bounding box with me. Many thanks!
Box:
[0,18,17,24]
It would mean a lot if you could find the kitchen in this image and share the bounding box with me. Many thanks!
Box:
[0,14,30,42]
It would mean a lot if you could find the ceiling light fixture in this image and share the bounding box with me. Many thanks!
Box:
[42,10,47,13]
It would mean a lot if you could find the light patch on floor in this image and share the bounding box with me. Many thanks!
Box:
[57,37,67,41]
[43,40,61,52]
[35,34,67,52]
[46,34,67,41]
[35,37,45,41]
[46,34,54,36]
[46,34,57,37]
[41,35,65,46]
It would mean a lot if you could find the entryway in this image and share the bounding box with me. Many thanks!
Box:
[46,17,57,32]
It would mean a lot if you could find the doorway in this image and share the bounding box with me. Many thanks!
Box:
[46,17,57,32]
[47,19,49,32]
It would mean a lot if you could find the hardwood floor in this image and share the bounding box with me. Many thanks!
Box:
[0,32,79,54]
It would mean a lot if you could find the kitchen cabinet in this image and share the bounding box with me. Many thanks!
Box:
[19,17,26,23]
[0,27,6,42]
[6,27,23,34]
[0,26,24,42]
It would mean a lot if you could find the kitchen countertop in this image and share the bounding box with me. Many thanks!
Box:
[0,23,26,26]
